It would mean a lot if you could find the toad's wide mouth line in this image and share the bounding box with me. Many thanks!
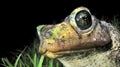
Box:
[42,48,95,56]
[41,40,112,58]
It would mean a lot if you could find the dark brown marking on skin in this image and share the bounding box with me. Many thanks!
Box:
[113,31,116,34]
[87,30,94,37]
[116,43,119,47]
[62,36,65,38]
[114,40,117,43]
[87,33,91,37]
[48,43,53,45]
[97,32,101,36]
[53,37,55,40]
[69,22,82,39]
[114,46,117,49]
[57,39,65,49]
[118,45,120,49]
[109,27,113,31]
[94,62,96,65]
[78,36,82,39]
[48,43,51,44]
[114,37,119,42]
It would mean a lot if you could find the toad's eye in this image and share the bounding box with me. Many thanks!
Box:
[75,10,92,30]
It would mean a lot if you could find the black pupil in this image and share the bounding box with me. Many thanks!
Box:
[75,10,92,30]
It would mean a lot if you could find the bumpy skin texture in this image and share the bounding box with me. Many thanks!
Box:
[37,7,120,67]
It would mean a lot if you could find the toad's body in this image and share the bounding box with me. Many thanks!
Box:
[37,7,120,67]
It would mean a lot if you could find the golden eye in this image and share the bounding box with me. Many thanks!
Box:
[75,10,92,30]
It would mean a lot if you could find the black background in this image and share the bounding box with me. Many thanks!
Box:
[0,0,120,61]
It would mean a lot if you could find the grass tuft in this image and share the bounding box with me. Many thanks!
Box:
[1,39,63,67]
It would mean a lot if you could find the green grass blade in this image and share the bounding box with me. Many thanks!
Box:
[33,53,37,67]
[1,58,13,67]
[49,59,53,67]
[19,59,25,67]
[18,60,22,66]
[14,53,22,67]
[1,58,6,66]
[5,58,13,67]
[38,55,45,67]
[19,62,22,67]
[27,53,34,64]
[56,61,59,67]
[14,46,27,67]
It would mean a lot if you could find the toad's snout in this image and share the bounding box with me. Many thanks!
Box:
[36,23,82,55]
[37,25,54,54]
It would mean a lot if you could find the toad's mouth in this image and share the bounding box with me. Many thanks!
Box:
[41,48,95,58]
[40,40,112,59]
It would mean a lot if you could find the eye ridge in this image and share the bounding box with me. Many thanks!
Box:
[75,10,92,30]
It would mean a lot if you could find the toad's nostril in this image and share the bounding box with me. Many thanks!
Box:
[45,31,52,38]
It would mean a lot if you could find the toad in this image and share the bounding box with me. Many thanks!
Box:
[37,7,120,67]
